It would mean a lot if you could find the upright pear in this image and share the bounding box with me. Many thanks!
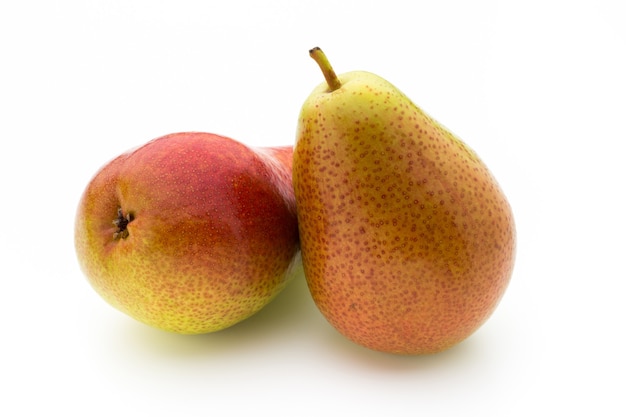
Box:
[293,48,516,354]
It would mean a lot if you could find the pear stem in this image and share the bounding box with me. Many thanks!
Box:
[309,47,342,92]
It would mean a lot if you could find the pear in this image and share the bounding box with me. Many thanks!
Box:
[293,47,516,354]
[75,132,301,334]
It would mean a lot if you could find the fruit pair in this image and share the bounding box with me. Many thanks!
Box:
[75,48,515,354]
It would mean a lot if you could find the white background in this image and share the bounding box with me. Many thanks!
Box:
[1,1,625,415]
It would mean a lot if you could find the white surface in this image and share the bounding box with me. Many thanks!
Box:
[2,1,625,415]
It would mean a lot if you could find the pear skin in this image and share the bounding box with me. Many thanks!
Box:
[293,48,516,354]
[75,132,300,334]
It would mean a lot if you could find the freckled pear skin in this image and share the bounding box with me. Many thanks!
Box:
[75,132,300,334]
[293,48,516,354]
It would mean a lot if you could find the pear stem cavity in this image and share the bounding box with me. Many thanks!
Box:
[309,47,342,92]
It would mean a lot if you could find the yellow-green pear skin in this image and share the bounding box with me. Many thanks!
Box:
[293,48,516,354]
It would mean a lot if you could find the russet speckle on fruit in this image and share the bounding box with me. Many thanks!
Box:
[75,132,300,334]
[293,49,515,354]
